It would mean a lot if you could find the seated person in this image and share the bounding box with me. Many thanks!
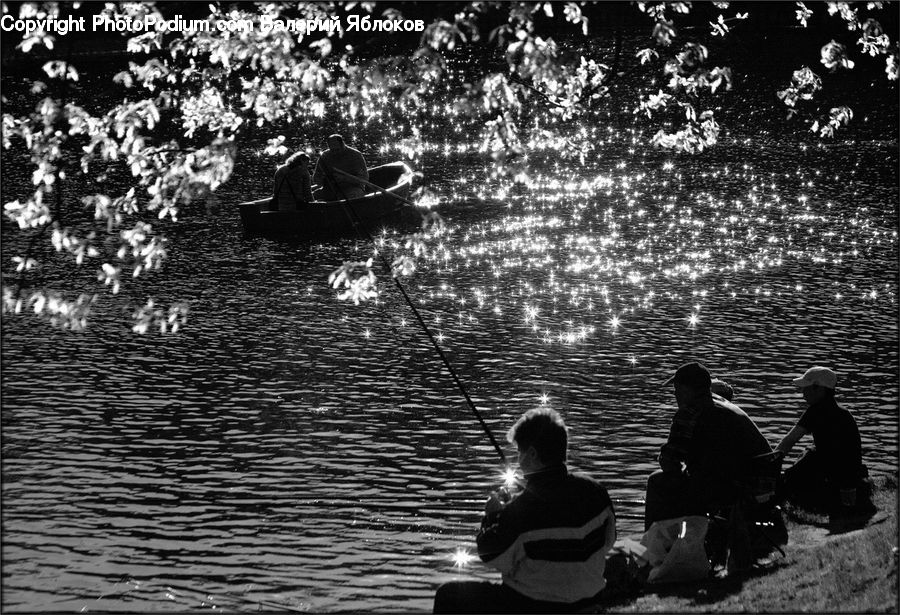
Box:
[272,152,313,211]
[312,134,368,200]
[645,362,772,529]
[776,366,873,515]
[433,408,617,613]
[711,378,734,402]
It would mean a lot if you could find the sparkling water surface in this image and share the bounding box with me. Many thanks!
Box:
[2,68,898,612]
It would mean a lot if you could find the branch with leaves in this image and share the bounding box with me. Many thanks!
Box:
[776,2,897,137]
[1,1,896,331]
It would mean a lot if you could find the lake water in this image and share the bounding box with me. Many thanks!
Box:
[2,48,899,614]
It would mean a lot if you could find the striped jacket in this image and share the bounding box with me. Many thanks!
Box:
[476,465,616,604]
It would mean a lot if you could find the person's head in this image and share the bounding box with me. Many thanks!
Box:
[286,152,309,168]
[326,134,345,151]
[663,361,713,408]
[710,378,734,401]
[791,366,837,405]
[506,408,568,473]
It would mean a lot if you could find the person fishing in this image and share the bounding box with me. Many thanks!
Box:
[312,134,368,200]
[433,408,617,613]
[271,152,313,211]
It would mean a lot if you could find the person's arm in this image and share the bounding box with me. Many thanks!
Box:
[603,497,617,551]
[301,169,313,202]
[312,154,326,185]
[346,149,368,182]
[273,166,284,195]
[476,489,522,571]
[657,407,698,471]
[358,152,368,181]
[658,447,684,472]
[776,423,809,455]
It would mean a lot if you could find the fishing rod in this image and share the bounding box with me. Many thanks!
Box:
[294,500,646,522]
[318,160,508,465]
[293,497,647,518]
[613,498,646,506]
[165,583,309,613]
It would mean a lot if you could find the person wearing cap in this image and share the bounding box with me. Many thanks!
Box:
[644,362,772,529]
[776,366,871,514]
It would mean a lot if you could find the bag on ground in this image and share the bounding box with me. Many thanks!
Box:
[640,515,710,584]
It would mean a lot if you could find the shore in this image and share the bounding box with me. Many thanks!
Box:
[607,475,898,613]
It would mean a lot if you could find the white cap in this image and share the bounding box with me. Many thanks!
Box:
[792,366,837,389]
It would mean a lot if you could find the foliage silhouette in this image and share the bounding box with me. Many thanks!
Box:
[1,1,896,331]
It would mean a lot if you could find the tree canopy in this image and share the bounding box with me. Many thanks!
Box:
[1,1,896,332]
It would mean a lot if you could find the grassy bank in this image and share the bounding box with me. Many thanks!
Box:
[609,476,898,613]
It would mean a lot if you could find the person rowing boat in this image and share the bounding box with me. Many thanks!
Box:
[313,134,368,200]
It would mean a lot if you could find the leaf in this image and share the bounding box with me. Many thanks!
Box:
[309,38,332,57]
[636,48,659,65]
[795,2,814,27]
[113,71,134,88]
[820,40,855,71]
[653,20,676,46]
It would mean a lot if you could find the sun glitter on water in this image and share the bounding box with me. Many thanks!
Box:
[452,548,476,568]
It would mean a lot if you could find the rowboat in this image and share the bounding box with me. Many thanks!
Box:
[239,161,416,236]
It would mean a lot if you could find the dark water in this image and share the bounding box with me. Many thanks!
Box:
[2,74,899,612]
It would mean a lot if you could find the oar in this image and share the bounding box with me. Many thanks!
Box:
[330,166,422,209]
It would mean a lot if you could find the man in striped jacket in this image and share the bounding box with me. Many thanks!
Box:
[434,408,617,613]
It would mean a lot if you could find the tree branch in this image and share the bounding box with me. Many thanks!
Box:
[506,74,572,110]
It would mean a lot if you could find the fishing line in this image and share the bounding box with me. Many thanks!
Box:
[318,162,508,465]
[292,499,646,521]
[294,497,645,513]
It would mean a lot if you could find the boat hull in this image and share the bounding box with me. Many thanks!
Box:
[239,162,416,237]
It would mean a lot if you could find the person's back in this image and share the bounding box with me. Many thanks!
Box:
[318,146,367,176]
[273,152,313,210]
[313,134,368,200]
[477,467,615,604]
[688,396,772,502]
[801,395,863,488]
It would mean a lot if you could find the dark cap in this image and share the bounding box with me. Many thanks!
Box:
[663,362,712,389]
